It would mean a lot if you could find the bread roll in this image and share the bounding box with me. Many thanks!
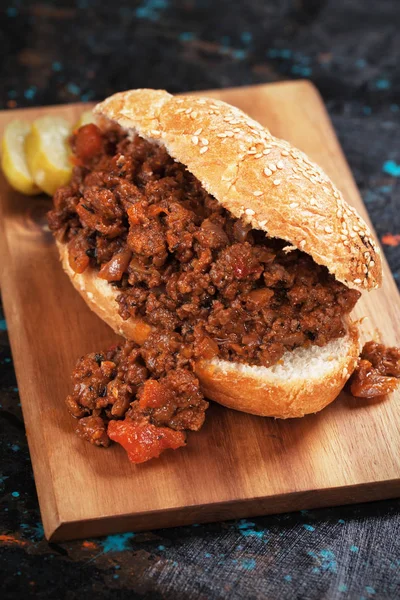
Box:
[55,89,382,417]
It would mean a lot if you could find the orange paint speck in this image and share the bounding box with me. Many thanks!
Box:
[382,233,400,247]
[82,540,98,549]
[0,534,28,546]
[7,100,17,108]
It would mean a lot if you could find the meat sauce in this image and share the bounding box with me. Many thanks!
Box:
[48,123,378,463]
[67,337,207,463]
[48,124,361,367]
[349,341,400,398]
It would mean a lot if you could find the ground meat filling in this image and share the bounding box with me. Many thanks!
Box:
[48,124,361,370]
[348,341,400,398]
[66,336,208,463]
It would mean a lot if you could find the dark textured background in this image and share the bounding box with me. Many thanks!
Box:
[0,1,399,598]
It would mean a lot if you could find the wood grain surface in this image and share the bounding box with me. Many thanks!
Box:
[0,82,399,542]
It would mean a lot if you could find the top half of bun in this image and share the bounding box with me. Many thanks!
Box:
[93,89,382,292]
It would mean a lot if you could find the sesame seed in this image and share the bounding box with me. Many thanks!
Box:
[150,129,161,135]
[191,136,199,145]
[259,220,267,227]
[299,240,306,248]
[264,168,272,176]
[254,153,263,158]
[223,116,231,122]
[210,104,220,109]
[253,191,263,197]
[225,131,234,137]
[263,149,271,155]
[245,208,255,215]
[273,179,281,186]
[354,278,362,284]
[281,150,289,156]
[370,260,375,267]
[290,202,299,208]
[200,146,208,154]
[349,231,357,238]
[363,279,368,287]
[353,225,359,232]
[194,128,203,136]
[268,163,277,172]
[218,133,227,138]
[197,99,206,104]
[324,226,333,233]
[277,161,284,169]
[233,128,241,133]
[309,198,316,205]
[176,108,185,114]
[343,240,350,246]
[190,112,198,119]
[185,108,193,114]
[201,138,209,145]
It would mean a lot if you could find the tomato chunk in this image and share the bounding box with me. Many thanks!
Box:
[74,124,104,163]
[108,419,186,464]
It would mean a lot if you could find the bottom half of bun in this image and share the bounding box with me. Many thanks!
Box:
[58,240,360,419]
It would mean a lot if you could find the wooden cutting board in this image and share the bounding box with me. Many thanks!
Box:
[1,82,400,542]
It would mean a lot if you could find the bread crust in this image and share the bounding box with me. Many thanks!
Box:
[94,89,382,291]
[194,325,360,418]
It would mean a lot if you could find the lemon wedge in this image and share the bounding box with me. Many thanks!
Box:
[1,120,41,195]
[25,116,72,196]
[74,110,95,130]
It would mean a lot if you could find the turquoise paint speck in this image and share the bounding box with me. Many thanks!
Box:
[158,545,165,551]
[242,558,256,571]
[12,491,20,498]
[339,584,348,592]
[7,7,18,17]
[24,87,37,100]
[284,575,292,582]
[375,79,390,90]
[365,587,376,595]
[101,533,135,552]
[0,319,7,331]
[390,104,399,112]
[303,524,315,531]
[113,574,119,579]
[338,519,345,524]
[356,58,367,68]
[267,48,278,58]
[280,49,292,59]
[11,444,20,452]
[241,32,252,44]
[52,62,63,72]
[350,545,359,552]
[136,0,168,21]
[237,519,256,529]
[312,567,321,574]
[4,358,11,363]
[383,160,400,177]
[13,387,18,392]
[233,49,247,60]
[205,552,212,558]
[363,106,372,115]
[67,83,80,96]
[179,32,195,42]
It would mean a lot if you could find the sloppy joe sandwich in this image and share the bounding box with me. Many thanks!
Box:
[47,89,399,464]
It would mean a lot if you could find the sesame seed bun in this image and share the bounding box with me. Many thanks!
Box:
[94,89,382,291]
